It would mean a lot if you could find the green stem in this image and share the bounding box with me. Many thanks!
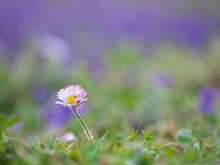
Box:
[72,108,94,142]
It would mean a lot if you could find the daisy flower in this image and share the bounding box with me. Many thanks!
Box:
[55,85,87,109]
[55,85,94,142]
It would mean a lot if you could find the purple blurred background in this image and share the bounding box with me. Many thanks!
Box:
[0,0,220,62]
[1,0,220,131]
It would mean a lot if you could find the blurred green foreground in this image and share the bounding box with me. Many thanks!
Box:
[1,40,220,164]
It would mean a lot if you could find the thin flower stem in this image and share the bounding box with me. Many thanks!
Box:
[72,108,94,142]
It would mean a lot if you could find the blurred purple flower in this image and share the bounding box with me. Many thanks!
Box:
[41,97,88,129]
[198,86,218,115]
[0,38,7,57]
[32,85,50,104]
[88,56,106,81]
[0,0,220,62]
[12,122,23,133]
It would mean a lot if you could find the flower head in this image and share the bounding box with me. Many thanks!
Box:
[55,85,87,109]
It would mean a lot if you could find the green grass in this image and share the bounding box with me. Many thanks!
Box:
[1,42,220,164]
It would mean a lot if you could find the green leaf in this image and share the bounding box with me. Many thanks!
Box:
[184,149,199,163]
[1,116,20,130]
[49,134,57,150]
[0,114,8,124]
[130,129,138,142]
[142,130,155,141]
[154,142,177,151]
[98,130,109,142]
[195,139,203,151]
[176,129,193,143]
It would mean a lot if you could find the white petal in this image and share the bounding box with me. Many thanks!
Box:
[58,95,65,102]
[55,101,66,106]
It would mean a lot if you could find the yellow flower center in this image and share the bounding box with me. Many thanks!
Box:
[66,96,76,104]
